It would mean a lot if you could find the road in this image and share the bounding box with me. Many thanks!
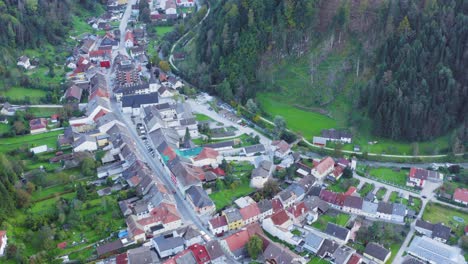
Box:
[187,97,271,146]
[107,0,213,239]
[169,2,211,71]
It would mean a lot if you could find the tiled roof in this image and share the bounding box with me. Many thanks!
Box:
[454,188,468,203]
[343,196,363,209]
[209,215,228,229]
[314,156,335,175]
[364,242,390,262]
[224,229,250,252]
[239,203,261,220]
[194,147,218,161]
[270,209,290,226]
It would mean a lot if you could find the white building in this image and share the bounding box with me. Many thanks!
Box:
[0,231,7,256]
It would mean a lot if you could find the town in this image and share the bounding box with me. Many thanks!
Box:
[0,1,467,264]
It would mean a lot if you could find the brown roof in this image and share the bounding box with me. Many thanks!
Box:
[454,188,468,203]
[314,156,335,175]
[209,215,228,229]
[239,203,261,220]
[343,196,363,209]
[194,147,219,161]
[271,209,290,226]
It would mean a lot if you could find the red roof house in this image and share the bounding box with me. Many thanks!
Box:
[193,147,219,166]
[270,209,291,227]
[454,188,468,205]
[239,203,261,224]
[29,118,48,134]
[57,242,67,249]
[312,156,335,179]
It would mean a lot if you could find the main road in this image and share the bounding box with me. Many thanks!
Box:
[107,0,213,239]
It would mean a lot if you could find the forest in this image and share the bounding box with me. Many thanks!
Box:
[185,0,468,143]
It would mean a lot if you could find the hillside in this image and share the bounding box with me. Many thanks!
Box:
[0,0,104,103]
[178,0,467,154]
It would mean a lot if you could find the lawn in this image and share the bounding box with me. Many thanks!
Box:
[308,257,329,264]
[27,107,62,118]
[1,86,47,103]
[376,187,387,200]
[327,178,360,193]
[258,94,337,139]
[0,123,10,134]
[195,113,213,122]
[423,203,468,237]
[312,213,350,231]
[386,243,402,264]
[155,26,173,36]
[209,162,254,210]
[31,184,72,202]
[358,183,374,197]
[389,191,399,203]
[0,129,62,153]
[368,167,409,186]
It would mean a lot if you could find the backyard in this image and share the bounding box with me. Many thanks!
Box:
[0,129,62,153]
[209,162,254,210]
[155,26,173,36]
[368,167,409,187]
[1,87,47,103]
[423,203,468,237]
[311,212,350,231]
[358,183,375,197]
[27,107,62,118]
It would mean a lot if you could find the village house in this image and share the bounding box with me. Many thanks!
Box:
[192,147,219,167]
[17,55,31,69]
[222,208,244,230]
[250,160,274,188]
[342,196,363,215]
[407,167,443,187]
[363,243,391,264]
[72,135,98,152]
[303,232,325,254]
[29,118,48,134]
[453,188,468,205]
[287,201,309,224]
[263,241,307,264]
[376,202,393,221]
[271,140,291,158]
[415,220,452,243]
[0,102,15,116]
[220,229,251,260]
[311,156,335,180]
[241,144,266,156]
[407,235,465,264]
[152,235,185,258]
[239,203,261,225]
[208,215,228,236]
[121,92,160,116]
[325,223,350,243]
[176,0,195,7]
[321,129,353,143]
[257,199,274,220]
[262,209,298,246]
[185,185,215,215]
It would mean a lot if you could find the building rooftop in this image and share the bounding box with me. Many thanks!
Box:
[407,236,464,264]
[325,223,350,241]
[364,242,390,262]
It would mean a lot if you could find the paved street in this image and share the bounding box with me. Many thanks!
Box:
[106,0,213,240]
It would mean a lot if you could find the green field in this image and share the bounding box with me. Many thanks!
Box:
[368,167,409,187]
[0,130,62,153]
[1,87,47,103]
[156,26,174,36]
[423,203,468,237]
[258,94,337,139]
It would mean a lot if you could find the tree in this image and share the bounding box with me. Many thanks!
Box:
[262,180,280,198]
[184,127,191,141]
[247,235,263,260]
[81,157,96,177]
[342,167,353,179]
[16,189,31,208]
[13,121,26,135]
[159,61,171,72]
[461,236,468,251]
[273,116,286,139]
[246,98,258,114]
[76,183,86,201]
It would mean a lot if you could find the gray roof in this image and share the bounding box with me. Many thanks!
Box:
[96,240,124,256]
[243,144,265,154]
[392,203,407,216]
[321,129,352,140]
[377,201,393,214]
[362,201,378,215]
[86,96,111,116]
[122,93,159,108]
[364,242,390,262]
[149,127,179,150]
[251,160,273,179]
[175,251,196,264]
[186,186,214,208]
[304,196,329,213]
[407,236,464,264]
[127,246,156,264]
[433,223,451,241]
[317,239,339,258]
[263,242,302,264]
[325,223,350,241]
[332,246,355,264]
[223,208,243,222]
[206,240,225,261]
[257,199,273,213]
[402,256,425,264]
[153,236,184,252]
[203,140,234,149]
[343,196,363,209]
[304,232,324,252]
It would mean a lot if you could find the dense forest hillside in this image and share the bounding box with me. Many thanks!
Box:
[185,0,468,144]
